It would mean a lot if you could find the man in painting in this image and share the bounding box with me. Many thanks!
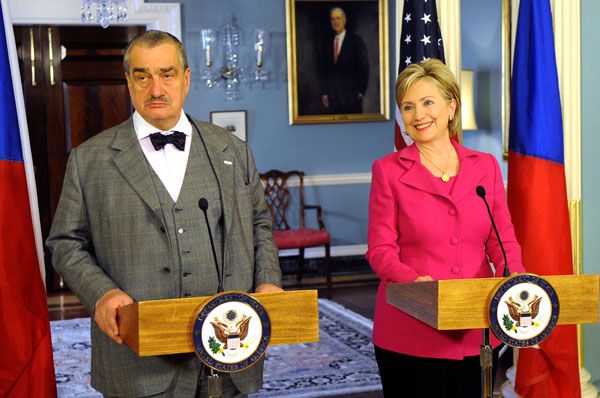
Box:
[319,6,370,114]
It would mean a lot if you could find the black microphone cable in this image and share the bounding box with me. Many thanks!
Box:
[476,185,511,277]
[198,198,224,292]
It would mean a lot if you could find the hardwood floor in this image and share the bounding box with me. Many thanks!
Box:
[47,291,87,321]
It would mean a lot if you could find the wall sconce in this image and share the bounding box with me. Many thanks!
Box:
[251,29,270,85]
[200,15,270,101]
[461,69,478,131]
[460,69,477,131]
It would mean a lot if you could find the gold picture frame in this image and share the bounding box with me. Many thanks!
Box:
[286,0,389,125]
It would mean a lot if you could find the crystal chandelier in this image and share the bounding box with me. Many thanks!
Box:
[200,15,270,101]
[81,0,128,29]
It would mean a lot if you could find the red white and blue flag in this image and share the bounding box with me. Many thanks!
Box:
[0,0,56,396]
[395,0,445,151]
[507,0,580,396]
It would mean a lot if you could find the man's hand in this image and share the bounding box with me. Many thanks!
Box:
[94,288,133,344]
[414,275,434,282]
[255,283,284,293]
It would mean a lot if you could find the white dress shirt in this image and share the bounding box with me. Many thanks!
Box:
[334,30,347,55]
[134,110,192,202]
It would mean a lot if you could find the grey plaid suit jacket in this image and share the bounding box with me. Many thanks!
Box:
[47,117,281,397]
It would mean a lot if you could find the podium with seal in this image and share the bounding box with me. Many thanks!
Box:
[116,289,318,396]
[386,274,599,397]
[116,289,319,357]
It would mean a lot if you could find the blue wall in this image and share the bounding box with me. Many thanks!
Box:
[148,0,397,248]
[582,0,600,385]
[460,0,505,176]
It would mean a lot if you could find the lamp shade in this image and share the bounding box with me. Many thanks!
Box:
[460,69,478,131]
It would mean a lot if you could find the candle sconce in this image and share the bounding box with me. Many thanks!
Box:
[200,15,270,101]
[251,29,269,85]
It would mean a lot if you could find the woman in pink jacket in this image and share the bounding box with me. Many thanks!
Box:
[366,59,525,397]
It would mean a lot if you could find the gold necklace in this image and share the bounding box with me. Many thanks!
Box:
[419,150,451,183]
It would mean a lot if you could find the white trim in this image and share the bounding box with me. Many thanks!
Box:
[436,0,461,83]
[551,0,581,202]
[7,0,181,39]
[279,244,367,258]
[284,172,372,187]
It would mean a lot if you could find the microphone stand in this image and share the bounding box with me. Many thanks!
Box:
[476,185,511,398]
[198,198,224,397]
[198,198,224,293]
[480,329,493,398]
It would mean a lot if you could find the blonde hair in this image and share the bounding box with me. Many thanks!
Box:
[395,59,461,137]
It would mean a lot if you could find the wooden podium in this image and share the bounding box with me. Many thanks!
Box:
[116,290,319,356]
[386,274,599,331]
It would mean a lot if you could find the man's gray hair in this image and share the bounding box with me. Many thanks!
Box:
[123,30,188,73]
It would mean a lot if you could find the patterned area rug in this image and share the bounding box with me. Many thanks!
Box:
[51,299,381,397]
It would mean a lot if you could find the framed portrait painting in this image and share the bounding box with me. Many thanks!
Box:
[286,0,389,125]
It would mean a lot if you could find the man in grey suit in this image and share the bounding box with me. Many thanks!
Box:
[47,30,283,397]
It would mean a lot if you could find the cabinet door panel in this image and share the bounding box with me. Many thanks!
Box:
[14,25,145,291]
[63,83,130,149]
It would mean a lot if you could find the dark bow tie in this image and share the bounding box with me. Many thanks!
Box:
[149,131,186,151]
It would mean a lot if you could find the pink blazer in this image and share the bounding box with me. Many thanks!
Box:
[366,142,525,359]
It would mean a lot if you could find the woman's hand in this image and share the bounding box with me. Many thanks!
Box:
[414,275,434,282]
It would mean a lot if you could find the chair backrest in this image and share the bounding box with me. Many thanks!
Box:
[259,169,305,230]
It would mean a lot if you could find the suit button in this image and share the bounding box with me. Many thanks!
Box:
[174,207,183,212]
[450,236,459,245]
[160,226,166,233]
[162,267,171,273]
[451,266,461,274]
[449,208,457,216]
[183,272,191,277]
[183,292,191,297]
[178,228,185,234]
[181,250,191,255]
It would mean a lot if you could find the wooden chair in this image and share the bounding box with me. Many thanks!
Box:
[259,170,332,290]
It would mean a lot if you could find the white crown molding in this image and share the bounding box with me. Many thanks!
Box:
[7,0,181,39]
[284,172,372,187]
[280,244,367,259]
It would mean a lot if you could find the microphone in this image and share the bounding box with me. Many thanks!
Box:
[476,186,511,277]
[198,198,224,292]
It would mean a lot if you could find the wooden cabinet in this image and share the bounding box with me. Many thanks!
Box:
[14,25,145,290]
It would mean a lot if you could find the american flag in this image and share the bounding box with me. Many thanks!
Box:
[395,0,446,150]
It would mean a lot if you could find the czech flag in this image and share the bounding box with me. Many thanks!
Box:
[0,0,56,396]
[507,0,580,397]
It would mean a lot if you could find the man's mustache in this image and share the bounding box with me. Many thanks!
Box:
[145,96,171,104]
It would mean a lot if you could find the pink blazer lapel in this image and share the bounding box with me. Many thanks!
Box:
[396,142,487,204]
[451,142,486,203]
[397,144,450,200]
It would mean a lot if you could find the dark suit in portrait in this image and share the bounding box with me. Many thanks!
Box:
[319,28,370,114]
